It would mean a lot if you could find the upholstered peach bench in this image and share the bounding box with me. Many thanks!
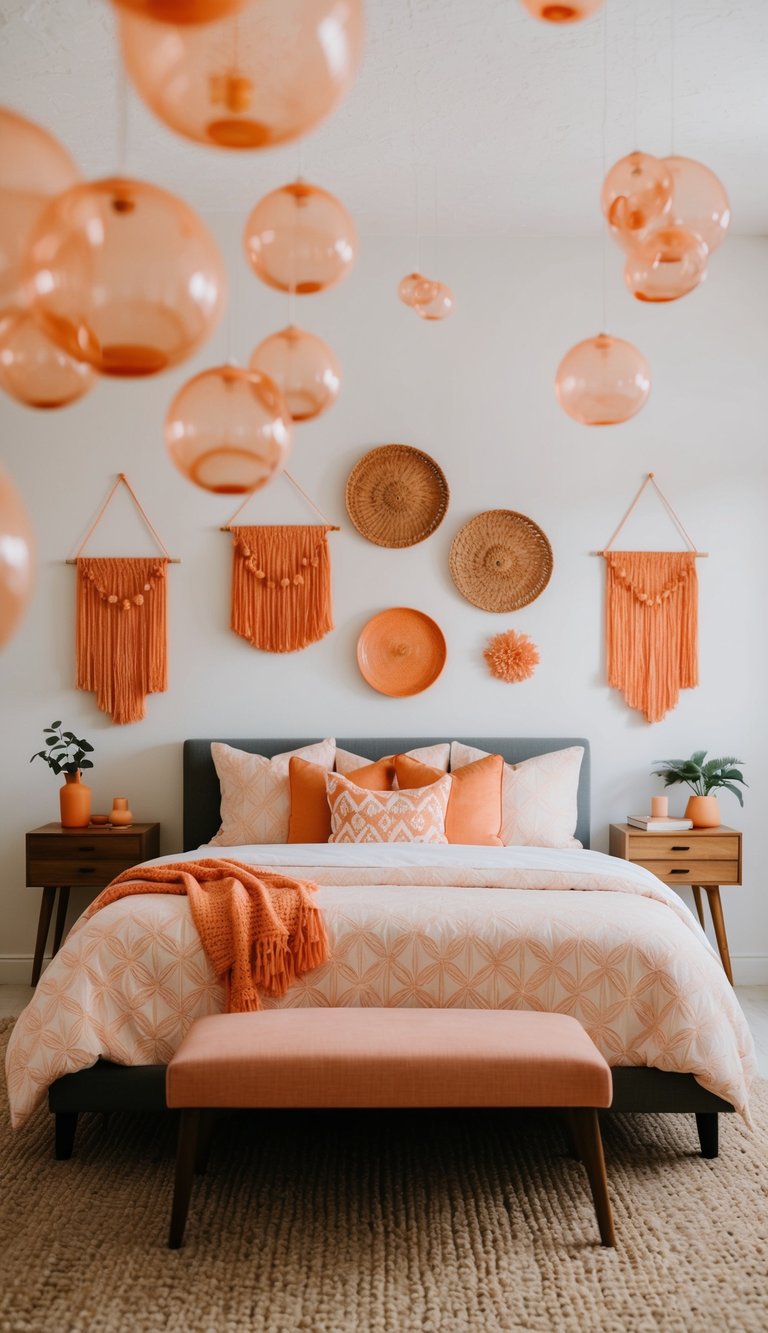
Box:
[165,1008,615,1249]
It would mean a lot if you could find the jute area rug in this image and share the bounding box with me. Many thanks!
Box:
[1,1018,767,1333]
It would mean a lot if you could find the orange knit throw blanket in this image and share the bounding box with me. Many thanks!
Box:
[84,859,328,1012]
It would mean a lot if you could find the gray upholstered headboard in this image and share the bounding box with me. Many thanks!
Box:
[183,737,591,851]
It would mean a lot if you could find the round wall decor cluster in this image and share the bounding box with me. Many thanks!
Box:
[345,444,450,549]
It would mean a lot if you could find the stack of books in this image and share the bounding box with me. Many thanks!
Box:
[627,814,693,832]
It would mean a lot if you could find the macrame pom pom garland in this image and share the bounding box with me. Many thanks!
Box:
[484,629,540,683]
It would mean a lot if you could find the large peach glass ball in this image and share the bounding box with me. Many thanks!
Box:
[117,0,363,150]
[624,225,709,303]
[111,1,247,23]
[0,107,80,309]
[555,334,651,426]
[663,156,731,254]
[0,308,95,409]
[24,177,225,378]
[520,0,604,22]
[414,281,455,320]
[601,152,672,246]
[0,466,35,650]
[249,326,341,421]
[165,364,291,494]
[243,182,357,294]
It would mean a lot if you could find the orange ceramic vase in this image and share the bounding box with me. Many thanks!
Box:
[685,795,721,828]
[110,797,134,827]
[60,772,92,829]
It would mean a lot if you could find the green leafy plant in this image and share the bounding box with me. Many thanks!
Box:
[651,751,747,807]
[30,722,95,777]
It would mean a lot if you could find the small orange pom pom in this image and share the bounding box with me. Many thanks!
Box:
[484,629,540,683]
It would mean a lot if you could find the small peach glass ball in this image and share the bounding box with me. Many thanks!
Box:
[249,326,340,422]
[520,0,604,22]
[110,0,247,23]
[398,272,438,308]
[663,156,731,254]
[0,107,80,309]
[24,177,225,378]
[117,0,363,150]
[601,152,672,245]
[624,225,708,303]
[414,282,455,321]
[555,334,651,426]
[0,465,35,650]
[165,364,291,494]
[0,308,95,409]
[243,182,357,294]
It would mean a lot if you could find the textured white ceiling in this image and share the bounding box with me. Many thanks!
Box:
[1,0,766,236]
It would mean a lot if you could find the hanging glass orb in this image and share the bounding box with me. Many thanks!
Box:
[243,182,357,294]
[249,326,340,422]
[601,152,672,246]
[398,272,434,308]
[0,107,80,309]
[555,334,651,426]
[24,177,225,378]
[117,0,364,150]
[520,0,604,22]
[0,465,35,650]
[111,1,247,23]
[624,225,709,303]
[663,156,731,254]
[414,281,455,321]
[165,364,291,494]
[0,308,95,409]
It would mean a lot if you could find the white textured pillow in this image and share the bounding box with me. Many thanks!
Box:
[335,744,450,776]
[210,739,336,845]
[450,743,584,849]
[326,771,451,844]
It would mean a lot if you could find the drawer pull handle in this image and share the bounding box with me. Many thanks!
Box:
[77,846,96,854]
[671,845,690,851]
[670,867,688,875]
[78,866,96,874]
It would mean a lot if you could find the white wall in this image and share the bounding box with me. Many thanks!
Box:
[2,230,767,982]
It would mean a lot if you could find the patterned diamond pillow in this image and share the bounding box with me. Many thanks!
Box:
[209,739,336,845]
[326,771,451,844]
[450,743,583,848]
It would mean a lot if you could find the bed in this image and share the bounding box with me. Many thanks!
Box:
[6,736,755,1159]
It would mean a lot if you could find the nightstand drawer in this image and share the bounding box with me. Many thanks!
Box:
[628,834,740,861]
[26,833,146,863]
[27,856,143,887]
[635,859,740,885]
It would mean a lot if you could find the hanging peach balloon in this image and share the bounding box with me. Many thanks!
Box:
[555,334,651,426]
[0,466,35,650]
[601,152,672,246]
[117,0,363,150]
[243,182,357,294]
[24,177,225,378]
[165,364,291,494]
[624,226,708,303]
[520,0,604,21]
[663,156,731,254]
[111,0,247,23]
[414,281,455,321]
[249,327,340,422]
[0,308,95,409]
[0,107,80,309]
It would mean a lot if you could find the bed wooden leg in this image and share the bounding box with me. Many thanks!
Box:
[169,1109,201,1249]
[54,1111,78,1160]
[194,1110,215,1175]
[569,1108,616,1247]
[695,1112,719,1159]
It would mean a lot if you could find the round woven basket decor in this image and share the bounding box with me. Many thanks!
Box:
[449,509,553,612]
[357,607,447,696]
[345,444,450,548]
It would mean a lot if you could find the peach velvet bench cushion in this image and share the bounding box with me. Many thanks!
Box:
[166,1009,613,1110]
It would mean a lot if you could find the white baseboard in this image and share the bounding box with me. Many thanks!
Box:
[0,956,40,986]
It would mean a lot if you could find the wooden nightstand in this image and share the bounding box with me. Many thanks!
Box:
[26,822,160,985]
[609,823,742,985]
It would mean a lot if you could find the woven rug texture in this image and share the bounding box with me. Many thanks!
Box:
[1,1018,767,1333]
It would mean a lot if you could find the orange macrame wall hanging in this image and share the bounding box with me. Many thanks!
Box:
[596,474,706,724]
[68,474,177,725]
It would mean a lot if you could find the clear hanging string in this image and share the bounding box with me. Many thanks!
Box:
[669,0,677,156]
[600,0,609,332]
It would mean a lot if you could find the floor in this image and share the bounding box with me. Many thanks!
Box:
[1,985,767,1077]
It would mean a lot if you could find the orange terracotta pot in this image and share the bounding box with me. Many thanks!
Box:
[60,771,91,828]
[685,794,721,828]
[110,797,133,827]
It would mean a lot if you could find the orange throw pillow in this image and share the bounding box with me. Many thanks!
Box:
[342,757,397,790]
[288,756,396,842]
[394,753,503,846]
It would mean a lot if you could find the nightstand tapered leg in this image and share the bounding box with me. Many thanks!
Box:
[52,886,71,955]
[31,886,56,986]
[704,887,734,985]
[691,885,706,930]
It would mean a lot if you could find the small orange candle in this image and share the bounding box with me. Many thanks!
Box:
[651,795,668,818]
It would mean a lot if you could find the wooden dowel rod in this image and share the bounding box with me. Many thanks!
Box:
[219,525,341,532]
[66,558,182,564]
[591,550,708,558]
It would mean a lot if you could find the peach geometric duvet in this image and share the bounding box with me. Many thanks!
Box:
[5,845,756,1128]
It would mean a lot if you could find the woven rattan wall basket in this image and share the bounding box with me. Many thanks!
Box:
[345,444,450,548]
[449,509,553,612]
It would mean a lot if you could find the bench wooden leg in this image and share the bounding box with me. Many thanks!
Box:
[569,1109,616,1248]
[54,1110,78,1160]
[169,1109,202,1249]
[695,1112,719,1159]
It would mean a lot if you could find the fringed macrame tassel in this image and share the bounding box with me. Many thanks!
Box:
[230,524,334,653]
[76,557,168,724]
[604,551,698,723]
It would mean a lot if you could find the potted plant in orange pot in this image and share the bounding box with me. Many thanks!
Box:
[651,752,747,828]
[30,722,95,828]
